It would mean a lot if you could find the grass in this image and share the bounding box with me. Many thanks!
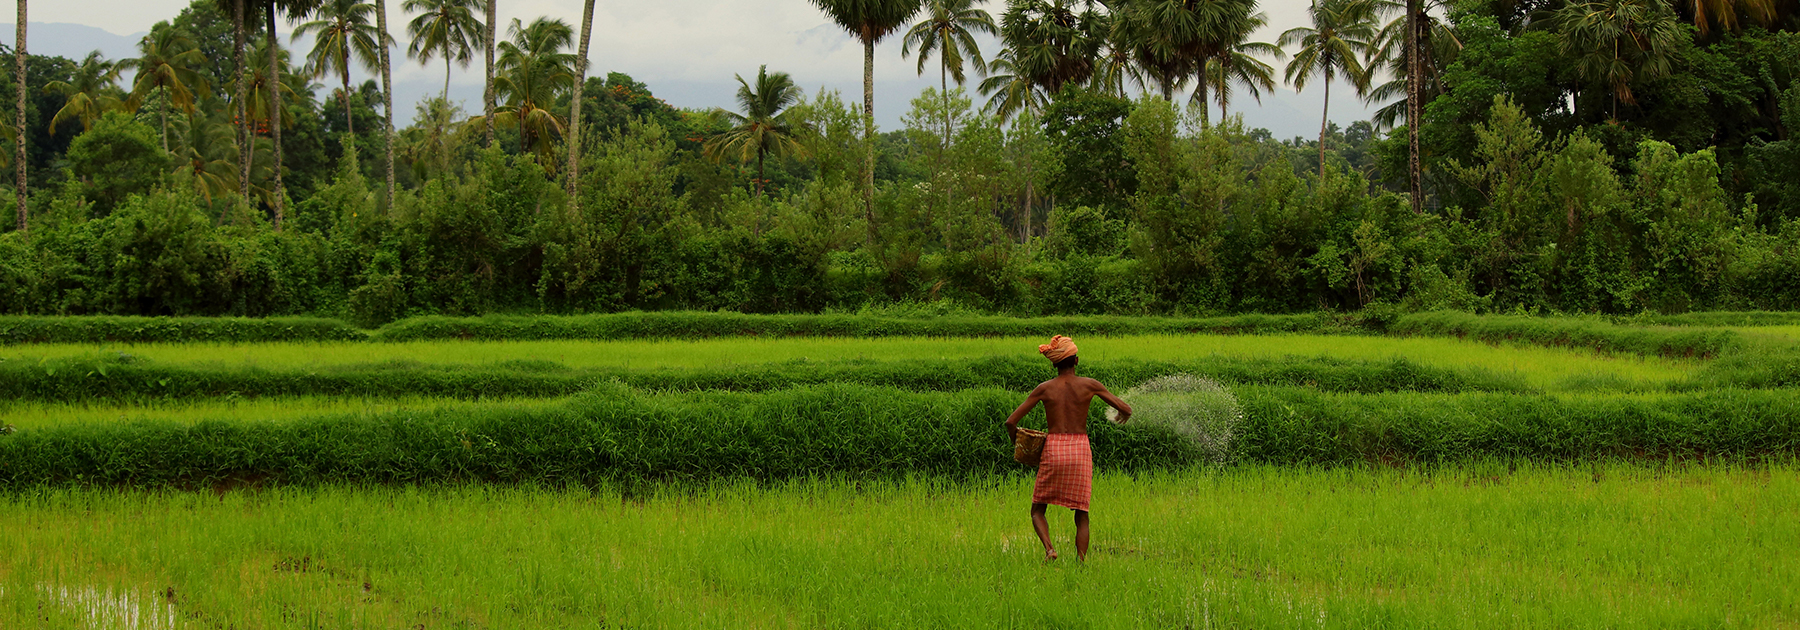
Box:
[0,334,1702,393]
[3,463,1796,629]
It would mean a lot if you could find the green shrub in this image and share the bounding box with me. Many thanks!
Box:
[0,316,365,344]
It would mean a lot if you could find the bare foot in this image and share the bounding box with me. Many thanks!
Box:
[1044,548,1059,561]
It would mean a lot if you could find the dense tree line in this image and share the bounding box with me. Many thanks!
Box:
[0,0,1796,321]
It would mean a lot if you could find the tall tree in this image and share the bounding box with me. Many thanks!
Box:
[1117,0,1263,110]
[374,0,395,208]
[1672,0,1775,33]
[1281,0,1379,177]
[404,0,482,98]
[567,0,594,211]
[704,65,811,200]
[903,0,997,147]
[482,0,495,147]
[977,47,1049,121]
[1197,13,1282,123]
[807,0,925,242]
[293,0,383,136]
[123,27,209,152]
[492,17,575,168]
[231,0,253,201]
[998,0,1102,96]
[1558,0,1684,121]
[265,0,321,230]
[46,51,125,136]
[12,0,23,235]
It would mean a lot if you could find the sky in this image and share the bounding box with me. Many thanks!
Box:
[5,0,1379,140]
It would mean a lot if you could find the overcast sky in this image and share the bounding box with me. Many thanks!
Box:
[10,0,1378,139]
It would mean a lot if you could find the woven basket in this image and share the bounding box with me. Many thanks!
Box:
[1013,428,1047,466]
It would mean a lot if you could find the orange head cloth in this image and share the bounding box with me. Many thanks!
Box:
[1038,335,1078,363]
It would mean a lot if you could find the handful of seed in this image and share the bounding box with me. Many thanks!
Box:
[1107,374,1243,464]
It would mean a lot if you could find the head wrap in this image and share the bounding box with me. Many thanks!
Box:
[1038,335,1078,363]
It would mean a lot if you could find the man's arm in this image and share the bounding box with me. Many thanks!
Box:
[1094,383,1132,424]
[1003,385,1045,442]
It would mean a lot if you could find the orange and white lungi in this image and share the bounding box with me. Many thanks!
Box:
[1032,433,1093,511]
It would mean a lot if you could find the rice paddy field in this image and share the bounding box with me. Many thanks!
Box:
[2,313,1797,628]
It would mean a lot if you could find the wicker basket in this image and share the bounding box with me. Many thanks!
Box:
[1013,428,1047,466]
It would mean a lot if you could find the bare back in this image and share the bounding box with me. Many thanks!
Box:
[1005,371,1132,437]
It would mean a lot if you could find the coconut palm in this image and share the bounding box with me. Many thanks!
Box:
[1092,18,1147,99]
[1281,0,1380,177]
[977,47,1049,122]
[903,0,997,147]
[122,27,210,152]
[401,96,462,180]
[1366,0,1460,212]
[1557,0,1685,121]
[807,0,925,239]
[490,17,575,170]
[373,0,397,208]
[1672,0,1775,33]
[235,40,299,138]
[264,0,323,229]
[998,0,1102,96]
[1116,0,1262,108]
[46,51,125,136]
[704,65,812,200]
[482,0,496,147]
[293,0,385,136]
[567,0,594,211]
[13,0,24,235]
[173,114,243,205]
[214,0,265,202]
[404,0,482,98]
[1199,28,1282,122]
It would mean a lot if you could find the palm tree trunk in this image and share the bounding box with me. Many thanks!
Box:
[160,97,169,153]
[756,150,765,199]
[567,0,594,213]
[342,75,353,136]
[483,0,496,148]
[941,56,950,149]
[1195,69,1210,128]
[861,33,876,245]
[1406,0,1423,214]
[375,0,394,209]
[1318,76,1330,178]
[267,1,285,229]
[443,57,450,100]
[13,0,25,236]
[234,0,250,205]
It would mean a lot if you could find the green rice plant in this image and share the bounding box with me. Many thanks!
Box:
[1621,311,1800,327]
[369,311,1364,341]
[1236,386,1800,465]
[1392,311,1741,358]
[0,395,567,431]
[0,352,1532,407]
[0,333,1694,392]
[1106,374,1244,464]
[1,464,1797,628]
[0,316,365,345]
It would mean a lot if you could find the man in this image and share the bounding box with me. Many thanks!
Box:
[1004,335,1132,561]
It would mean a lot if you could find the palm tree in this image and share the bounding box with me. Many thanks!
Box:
[374,0,396,209]
[1195,29,1281,122]
[404,0,482,98]
[482,0,495,147]
[1557,0,1684,121]
[13,0,24,235]
[998,0,1102,96]
[265,0,322,229]
[491,17,575,169]
[122,27,209,151]
[46,51,125,136]
[1367,0,1459,213]
[237,40,298,141]
[293,0,384,136]
[1672,0,1775,33]
[1116,0,1262,108]
[567,0,595,212]
[401,96,461,180]
[1092,18,1147,98]
[173,114,242,204]
[977,47,1049,121]
[704,66,812,201]
[1281,0,1380,177]
[903,0,997,147]
[217,0,261,202]
[807,0,925,241]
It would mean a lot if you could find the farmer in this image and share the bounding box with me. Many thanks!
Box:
[1004,335,1132,561]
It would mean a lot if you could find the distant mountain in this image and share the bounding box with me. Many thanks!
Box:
[0,22,144,64]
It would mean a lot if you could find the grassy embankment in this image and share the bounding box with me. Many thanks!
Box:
[4,464,1797,628]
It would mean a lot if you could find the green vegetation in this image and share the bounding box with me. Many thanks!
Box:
[0,316,364,345]
[5,465,1797,628]
[1390,311,1740,358]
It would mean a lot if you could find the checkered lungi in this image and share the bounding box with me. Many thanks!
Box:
[1032,433,1093,511]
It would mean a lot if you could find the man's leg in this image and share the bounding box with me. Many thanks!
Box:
[1031,503,1057,560]
[1074,510,1090,561]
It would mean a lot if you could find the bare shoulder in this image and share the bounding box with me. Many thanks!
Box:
[1078,376,1110,391]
